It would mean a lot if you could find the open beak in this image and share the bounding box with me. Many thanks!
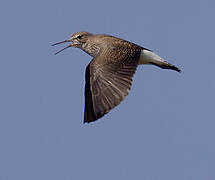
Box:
[52,40,72,55]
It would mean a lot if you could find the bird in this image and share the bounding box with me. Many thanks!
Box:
[52,32,181,123]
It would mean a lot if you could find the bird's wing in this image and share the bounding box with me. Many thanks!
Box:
[84,42,142,123]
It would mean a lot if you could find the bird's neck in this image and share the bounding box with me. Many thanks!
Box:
[81,41,100,57]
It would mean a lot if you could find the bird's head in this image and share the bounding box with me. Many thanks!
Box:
[52,32,93,54]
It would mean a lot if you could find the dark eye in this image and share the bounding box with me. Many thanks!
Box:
[77,35,83,39]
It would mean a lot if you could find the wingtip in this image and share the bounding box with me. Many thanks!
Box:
[83,119,89,124]
[83,117,97,124]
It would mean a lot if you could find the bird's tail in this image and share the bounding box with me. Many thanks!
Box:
[139,49,181,73]
[150,61,181,72]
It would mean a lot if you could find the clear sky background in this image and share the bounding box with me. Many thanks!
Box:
[0,0,215,179]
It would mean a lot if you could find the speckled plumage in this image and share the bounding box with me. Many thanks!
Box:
[83,35,143,123]
[52,32,181,123]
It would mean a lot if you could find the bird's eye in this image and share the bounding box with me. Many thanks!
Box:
[77,35,83,39]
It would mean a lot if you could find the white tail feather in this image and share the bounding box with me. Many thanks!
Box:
[138,49,181,72]
[139,49,166,65]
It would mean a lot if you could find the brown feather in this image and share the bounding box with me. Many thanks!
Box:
[84,39,142,123]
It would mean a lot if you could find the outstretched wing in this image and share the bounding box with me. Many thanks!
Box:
[84,42,142,123]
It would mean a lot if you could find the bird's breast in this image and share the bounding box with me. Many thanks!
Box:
[82,41,100,57]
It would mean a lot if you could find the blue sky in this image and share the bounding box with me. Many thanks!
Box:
[0,0,215,179]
